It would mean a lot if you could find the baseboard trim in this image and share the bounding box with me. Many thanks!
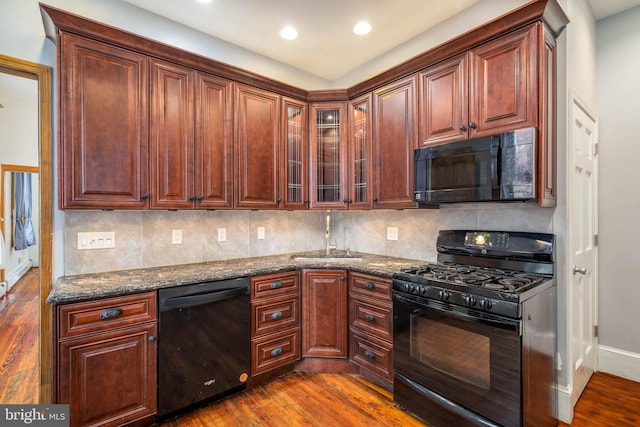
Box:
[556,383,573,424]
[6,259,33,291]
[598,344,640,383]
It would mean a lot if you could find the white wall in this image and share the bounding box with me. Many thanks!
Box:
[596,6,640,356]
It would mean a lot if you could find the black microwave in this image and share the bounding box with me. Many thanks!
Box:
[414,127,537,204]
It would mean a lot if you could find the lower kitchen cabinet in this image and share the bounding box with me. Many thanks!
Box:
[348,272,394,390]
[302,269,348,358]
[56,292,157,427]
[250,271,302,379]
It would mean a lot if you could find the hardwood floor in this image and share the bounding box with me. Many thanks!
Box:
[2,272,640,426]
[0,268,39,403]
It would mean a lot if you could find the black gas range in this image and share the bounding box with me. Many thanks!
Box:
[392,230,557,427]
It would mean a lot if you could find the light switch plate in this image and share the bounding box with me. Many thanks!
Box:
[386,226,399,241]
[218,228,227,242]
[257,226,265,240]
[172,229,183,245]
[77,232,116,250]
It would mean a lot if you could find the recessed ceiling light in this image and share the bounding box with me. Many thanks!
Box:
[280,26,298,40]
[353,21,372,36]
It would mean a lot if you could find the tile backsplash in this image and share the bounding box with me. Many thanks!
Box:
[63,203,554,276]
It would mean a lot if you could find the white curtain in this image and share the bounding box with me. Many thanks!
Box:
[13,172,36,250]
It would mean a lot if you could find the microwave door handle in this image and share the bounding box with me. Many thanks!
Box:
[492,143,501,185]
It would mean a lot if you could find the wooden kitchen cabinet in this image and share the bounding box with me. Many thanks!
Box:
[419,24,537,146]
[309,102,349,209]
[250,271,301,379]
[348,272,394,390]
[281,97,309,209]
[302,269,348,358]
[58,33,149,209]
[347,94,373,209]
[372,75,418,209]
[149,61,234,209]
[56,292,157,427]
[235,84,281,209]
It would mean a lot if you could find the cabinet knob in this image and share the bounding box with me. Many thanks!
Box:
[364,282,376,290]
[277,197,282,203]
[365,314,377,323]
[149,336,157,343]
[459,124,467,132]
[271,311,284,320]
[189,196,196,202]
[197,195,204,201]
[141,193,149,200]
[271,347,283,357]
[271,280,283,289]
[100,307,123,320]
[373,197,378,202]
[364,350,376,360]
[469,122,477,129]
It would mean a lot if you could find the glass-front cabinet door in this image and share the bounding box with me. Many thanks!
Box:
[349,94,372,209]
[309,102,348,209]
[282,97,308,209]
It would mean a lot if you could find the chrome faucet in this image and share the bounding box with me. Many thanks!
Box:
[325,210,337,255]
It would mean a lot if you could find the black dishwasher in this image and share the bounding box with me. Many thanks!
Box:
[157,277,250,419]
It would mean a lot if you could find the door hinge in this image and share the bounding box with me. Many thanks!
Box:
[594,142,599,156]
[594,234,599,246]
[594,325,599,338]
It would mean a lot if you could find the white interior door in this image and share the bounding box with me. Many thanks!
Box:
[568,91,598,407]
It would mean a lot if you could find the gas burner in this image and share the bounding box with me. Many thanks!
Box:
[485,282,516,292]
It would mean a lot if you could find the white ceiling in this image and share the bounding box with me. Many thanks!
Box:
[122,0,640,82]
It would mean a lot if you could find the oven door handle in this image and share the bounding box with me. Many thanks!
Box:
[395,293,521,335]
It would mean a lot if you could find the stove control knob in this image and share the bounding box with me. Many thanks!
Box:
[479,299,493,311]
[463,295,477,307]
[420,286,429,296]
[409,284,417,294]
[438,290,450,301]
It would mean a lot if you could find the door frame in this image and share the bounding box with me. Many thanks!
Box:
[0,54,53,403]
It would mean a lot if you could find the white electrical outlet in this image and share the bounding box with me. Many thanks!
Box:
[172,229,183,245]
[386,226,399,241]
[257,226,265,240]
[77,232,116,250]
[218,228,227,242]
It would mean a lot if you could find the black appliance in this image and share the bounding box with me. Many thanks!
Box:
[414,127,537,204]
[157,277,250,419]
[393,230,556,427]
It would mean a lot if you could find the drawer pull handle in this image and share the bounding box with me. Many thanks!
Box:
[271,311,283,320]
[365,314,377,323]
[149,336,157,343]
[364,351,376,360]
[364,282,376,290]
[271,347,283,357]
[100,307,123,320]
[271,281,283,289]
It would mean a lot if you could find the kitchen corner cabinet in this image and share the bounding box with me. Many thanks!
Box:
[309,103,349,209]
[348,272,394,390]
[372,75,418,209]
[149,59,234,209]
[250,271,302,377]
[56,292,157,427]
[58,33,149,209]
[302,269,348,358]
[235,84,281,209]
[419,24,537,146]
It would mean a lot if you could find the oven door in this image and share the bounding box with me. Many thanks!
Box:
[393,292,521,427]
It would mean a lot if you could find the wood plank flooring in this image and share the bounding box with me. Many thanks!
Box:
[2,270,640,427]
[0,268,39,403]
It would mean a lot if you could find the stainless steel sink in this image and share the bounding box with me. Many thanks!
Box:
[291,254,363,262]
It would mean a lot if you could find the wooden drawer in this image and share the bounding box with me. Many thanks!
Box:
[349,296,392,341]
[350,330,393,382]
[251,327,301,375]
[252,294,300,337]
[58,292,157,339]
[349,272,391,302]
[251,271,300,299]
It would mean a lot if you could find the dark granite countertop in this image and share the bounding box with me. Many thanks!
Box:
[48,251,423,304]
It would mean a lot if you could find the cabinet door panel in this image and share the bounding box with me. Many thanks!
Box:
[373,75,418,208]
[419,54,468,146]
[196,73,233,209]
[150,60,194,209]
[60,34,148,209]
[58,323,157,427]
[235,84,281,208]
[469,25,537,137]
[349,95,372,209]
[302,270,348,358]
[282,98,308,209]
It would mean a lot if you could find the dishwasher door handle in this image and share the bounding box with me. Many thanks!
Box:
[162,287,247,310]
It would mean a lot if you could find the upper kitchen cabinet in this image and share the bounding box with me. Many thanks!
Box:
[235,84,282,209]
[149,60,234,210]
[372,76,418,209]
[309,102,349,210]
[58,33,149,209]
[348,95,373,209]
[281,98,309,210]
[419,24,538,146]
